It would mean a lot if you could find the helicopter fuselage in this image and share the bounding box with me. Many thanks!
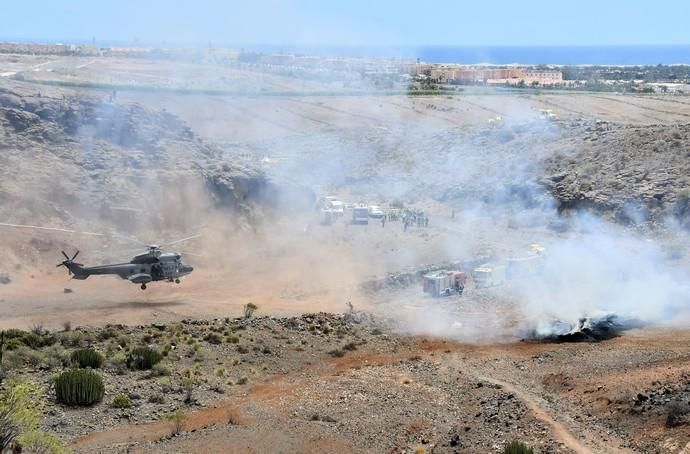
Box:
[62,247,194,289]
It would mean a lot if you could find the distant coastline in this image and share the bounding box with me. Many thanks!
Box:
[1,36,689,65]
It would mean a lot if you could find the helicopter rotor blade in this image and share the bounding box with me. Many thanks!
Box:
[61,251,70,260]
[71,250,80,261]
[0,222,147,248]
[176,250,205,258]
[163,233,202,247]
[1,222,106,238]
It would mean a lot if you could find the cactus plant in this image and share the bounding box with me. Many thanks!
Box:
[55,369,104,406]
[70,348,104,369]
[126,347,163,370]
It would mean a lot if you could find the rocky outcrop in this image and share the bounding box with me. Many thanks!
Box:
[542,122,690,226]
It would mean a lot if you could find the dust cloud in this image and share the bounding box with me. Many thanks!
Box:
[1,28,688,340]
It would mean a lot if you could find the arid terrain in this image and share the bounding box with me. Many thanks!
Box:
[2,53,690,453]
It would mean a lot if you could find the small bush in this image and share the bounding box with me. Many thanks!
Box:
[116,336,129,349]
[30,323,44,336]
[237,376,248,385]
[158,377,173,393]
[227,335,240,344]
[17,431,70,454]
[243,302,258,318]
[126,347,163,370]
[166,411,187,435]
[182,378,197,403]
[96,327,118,341]
[3,329,49,350]
[59,331,85,348]
[71,349,104,369]
[111,394,132,409]
[107,352,127,370]
[328,349,345,358]
[4,346,47,369]
[21,332,44,349]
[4,338,25,351]
[148,394,165,404]
[343,342,358,351]
[44,345,71,369]
[204,333,223,345]
[149,363,171,377]
[55,369,104,406]
[227,408,243,425]
[503,441,534,454]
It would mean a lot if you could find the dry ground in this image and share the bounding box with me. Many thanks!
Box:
[6,315,687,453]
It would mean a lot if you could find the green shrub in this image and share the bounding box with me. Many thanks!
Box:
[4,347,47,369]
[96,327,118,341]
[54,369,104,406]
[70,349,104,369]
[243,303,258,318]
[111,394,132,409]
[44,345,71,369]
[107,352,127,373]
[4,338,25,351]
[149,363,171,377]
[20,333,44,349]
[503,441,534,454]
[2,329,49,350]
[182,377,197,403]
[0,380,44,451]
[17,430,70,454]
[3,329,27,340]
[126,347,163,370]
[59,331,85,348]
[166,411,186,435]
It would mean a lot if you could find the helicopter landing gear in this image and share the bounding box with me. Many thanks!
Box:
[140,283,147,290]
[175,279,180,284]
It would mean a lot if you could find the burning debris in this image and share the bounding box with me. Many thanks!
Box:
[530,314,641,343]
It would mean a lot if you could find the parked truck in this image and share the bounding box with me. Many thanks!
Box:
[352,206,369,224]
[423,270,467,297]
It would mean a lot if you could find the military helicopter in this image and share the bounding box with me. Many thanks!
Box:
[57,244,194,290]
[0,222,198,290]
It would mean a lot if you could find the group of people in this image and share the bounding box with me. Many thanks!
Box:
[401,208,429,231]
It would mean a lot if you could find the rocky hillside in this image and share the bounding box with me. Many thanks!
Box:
[0,83,310,235]
[542,121,690,227]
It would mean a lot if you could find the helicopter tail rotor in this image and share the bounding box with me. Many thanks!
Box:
[57,250,83,276]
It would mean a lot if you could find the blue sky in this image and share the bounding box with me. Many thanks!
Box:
[2,0,689,47]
